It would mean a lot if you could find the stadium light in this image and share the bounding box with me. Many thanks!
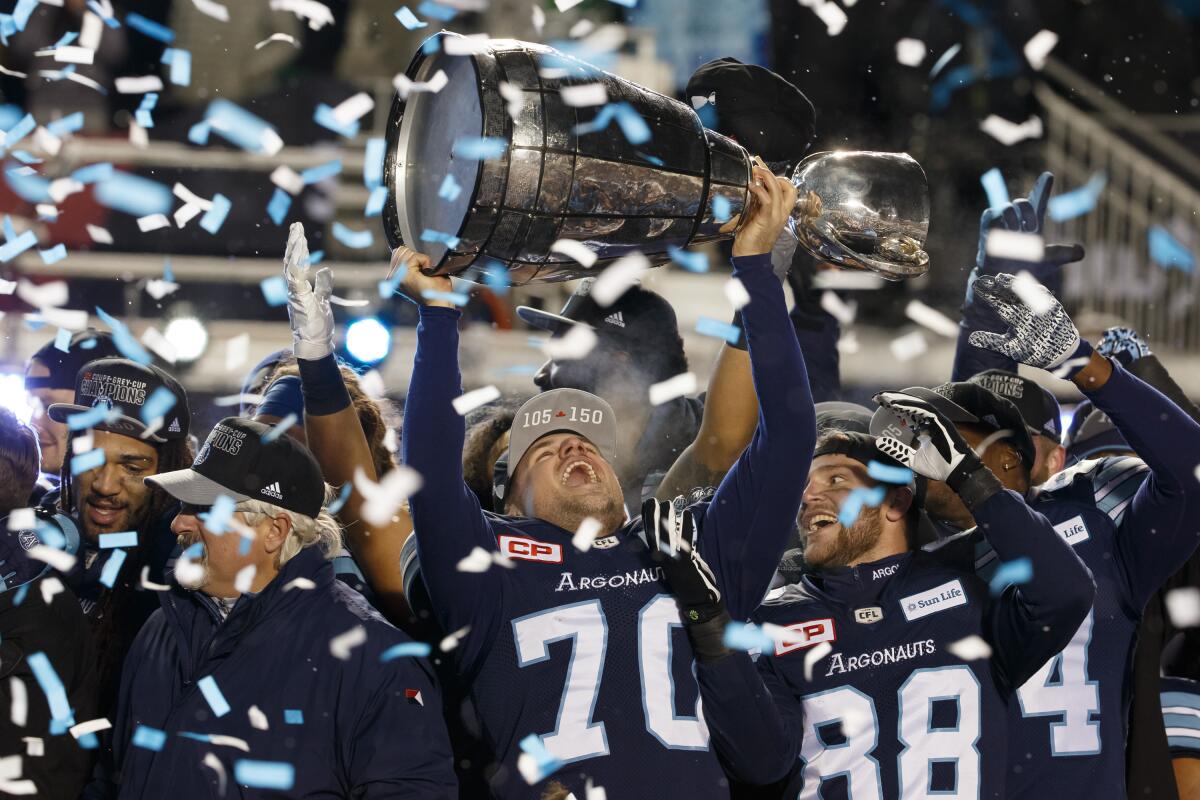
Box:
[0,373,32,423]
[164,315,209,364]
[345,317,391,365]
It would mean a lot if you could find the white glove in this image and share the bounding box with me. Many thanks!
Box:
[284,222,334,361]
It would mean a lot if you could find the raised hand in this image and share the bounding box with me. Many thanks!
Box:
[283,222,334,360]
[967,273,1093,379]
[733,161,799,258]
[640,499,723,624]
[1096,326,1152,367]
[874,392,980,486]
[390,246,457,309]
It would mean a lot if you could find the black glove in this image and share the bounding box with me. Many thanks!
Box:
[640,498,723,623]
[1096,326,1151,368]
[874,392,1004,510]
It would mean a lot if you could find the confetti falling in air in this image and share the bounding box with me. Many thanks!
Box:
[1023,29,1058,70]
[988,557,1033,595]
[837,485,886,527]
[723,277,750,310]
[380,641,433,661]
[1009,271,1056,315]
[1165,587,1200,628]
[98,531,138,549]
[354,465,423,527]
[895,38,926,67]
[947,635,993,661]
[985,230,1045,262]
[712,194,732,223]
[451,136,508,160]
[571,517,603,552]
[804,641,832,682]
[1047,173,1107,222]
[648,372,697,406]
[550,238,598,268]
[667,245,708,273]
[517,734,564,784]
[866,460,915,485]
[234,760,295,791]
[197,675,231,717]
[723,621,776,653]
[820,291,856,325]
[979,115,1043,146]
[1148,226,1195,273]
[695,316,742,345]
[453,385,501,415]
[980,167,1010,209]
[330,625,368,660]
[541,325,598,361]
[904,300,959,338]
[132,725,167,751]
[888,330,927,362]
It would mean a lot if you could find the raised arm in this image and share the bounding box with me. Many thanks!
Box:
[971,274,1200,610]
[696,163,816,620]
[875,391,1095,688]
[284,223,415,623]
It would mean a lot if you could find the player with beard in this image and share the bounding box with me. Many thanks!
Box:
[398,163,814,798]
[46,357,193,714]
[646,410,1093,798]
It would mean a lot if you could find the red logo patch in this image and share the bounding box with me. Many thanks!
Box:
[555,411,566,417]
[774,618,837,657]
[499,535,564,564]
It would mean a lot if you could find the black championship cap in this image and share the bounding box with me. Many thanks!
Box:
[815,401,874,435]
[516,280,681,354]
[685,57,817,165]
[47,358,190,443]
[146,417,325,519]
[814,430,911,482]
[25,329,121,391]
[968,369,1062,441]
[1064,401,1133,463]
[870,382,1036,470]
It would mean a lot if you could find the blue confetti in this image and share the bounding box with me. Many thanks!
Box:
[0,230,38,262]
[187,120,211,146]
[1148,226,1195,273]
[422,290,469,306]
[482,260,509,295]
[70,448,105,475]
[1047,172,1107,222]
[378,272,403,299]
[421,36,440,54]
[695,316,741,344]
[866,460,915,485]
[94,171,173,217]
[928,43,962,79]
[4,215,17,242]
[12,0,38,30]
[199,193,232,234]
[260,275,288,306]
[234,760,294,791]
[5,169,49,203]
[365,185,387,217]
[988,556,1033,595]
[723,621,775,653]
[980,168,1009,210]
[4,113,35,150]
[363,138,385,188]
[284,709,304,724]
[34,518,66,549]
[203,99,279,154]
[261,413,298,442]
[135,93,158,129]
[438,174,461,202]
[141,385,177,423]
[197,675,231,717]
[132,725,167,751]
[46,112,84,137]
[98,548,127,587]
[39,244,67,265]
[27,652,72,730]
[327,483,352,515]
[931,64,979,112]
[67,403,119,431]
[96,306,152,364]
[518,734,563,783]
[837,485,887,527]
[309,250,324,265]
[125,12,174,42]
[313,103,360,139]
[667,245,708,273]
[72,162,114,184]
[201,495,237,534]
[54,327,71,352]
[417,1,456,20]
[52,31,79,48]
[301,160,342,185]
[86,0,120,26]
[100,531,138,549]
[420,228,460,248]
[161,48,191,86]
[635,151,664,166]
[163,260,175,283]
[451,137,507,160]
[394,6,427,29]
[380,641,433,661]
[612,103,651,144]
[267,188,291,225]
[11,150,41,165]
[332,222,374,249]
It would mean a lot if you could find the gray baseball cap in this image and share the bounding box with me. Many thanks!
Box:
[507,388,618,479]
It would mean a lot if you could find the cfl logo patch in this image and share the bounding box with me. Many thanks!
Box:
[499,535,563,564]
[774,618,836,656]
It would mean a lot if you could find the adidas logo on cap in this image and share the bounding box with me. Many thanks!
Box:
[604,311,625,328]
[260,482,283,500]
[168,418,182,433]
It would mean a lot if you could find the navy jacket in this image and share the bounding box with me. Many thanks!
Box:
[111,546,457,799]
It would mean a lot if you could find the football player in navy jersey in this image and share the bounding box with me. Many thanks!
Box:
[397,163,815,799]
[934,272,1200,798]
[647,401,1093,798]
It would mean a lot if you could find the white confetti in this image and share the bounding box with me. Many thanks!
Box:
[947,634,993,661]
[254,33,300,50]
[442,34,490,56]
[86,224,113,244]
[234,564,257,594]
[820,291,856,324]
[1023,29,1058,70]
[7,508,34,531]
[137,214,170,233]
[985,230,1045,262]
[541,324,597,361]
[569,19,594,38]
[590,252,649,307]
[809,0,847,35]
[895,38,926,67]
[332,92,374,125]
[648,372,697,406]
[455,546,493,573]
[17,280,66,309]
[0,64,27,79]
[248,705,269,730]
[79,11,103,50]
[9,679,26,727]
[21,738,40,758]
[584,778,607,800]
[330,295,369,307]
[69,718,111,739]
[498,81,525,121]
[173,203,202,228]
[34,127,62,156]
[355,465,423,527]
[269,0,335,30]
[1010,270,1056,315]
[115,75,164,94]
[439,625,471,652]
[979,114,1043,146]
[329,624,367,660]
[1165,587,1200,628]
[202,752,227,796]
[392,69,448,99]
[259,128,284,157]
[550,238,597,268]
[35,203,58,220]
[453,385,501,416]
[555,0,584,9]
[804,641,832,682]
[145,279,180,300]
[889,330,928,362]
[173,182,214,212]
[572,517,603,552]
[560,83,608,107]
[129,122,149,149]
[73,433,93,454]
[359,370,385,399]
[26,545,74,573]
[140,327,178,364]
[270,165,305,195]
[27,308,88,330]
[192,0,230,22]
[531,4,545,32]
[723,277,750,310]
[904,299,959,338]
[140,566,170,591]
[54,46,95,64]
[812,271,885,290]
[0,279,14,295]
[48,178,83,204]
[174,549,206,590]
[282,577,316,591]
[214,393,262,408]
[224,333,250,371]
[39,576,64,606]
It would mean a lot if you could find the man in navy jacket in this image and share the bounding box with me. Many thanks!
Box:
[110,416,457,799]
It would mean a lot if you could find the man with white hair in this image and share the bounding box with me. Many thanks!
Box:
[109,416,457,799]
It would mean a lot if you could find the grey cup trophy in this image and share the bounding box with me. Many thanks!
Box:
[382,33,930,283]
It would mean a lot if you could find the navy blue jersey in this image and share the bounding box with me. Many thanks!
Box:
[1161,676,1200,760]
[401,253,814,799]
[937,363,1200,799]
[696,488,1093,799]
